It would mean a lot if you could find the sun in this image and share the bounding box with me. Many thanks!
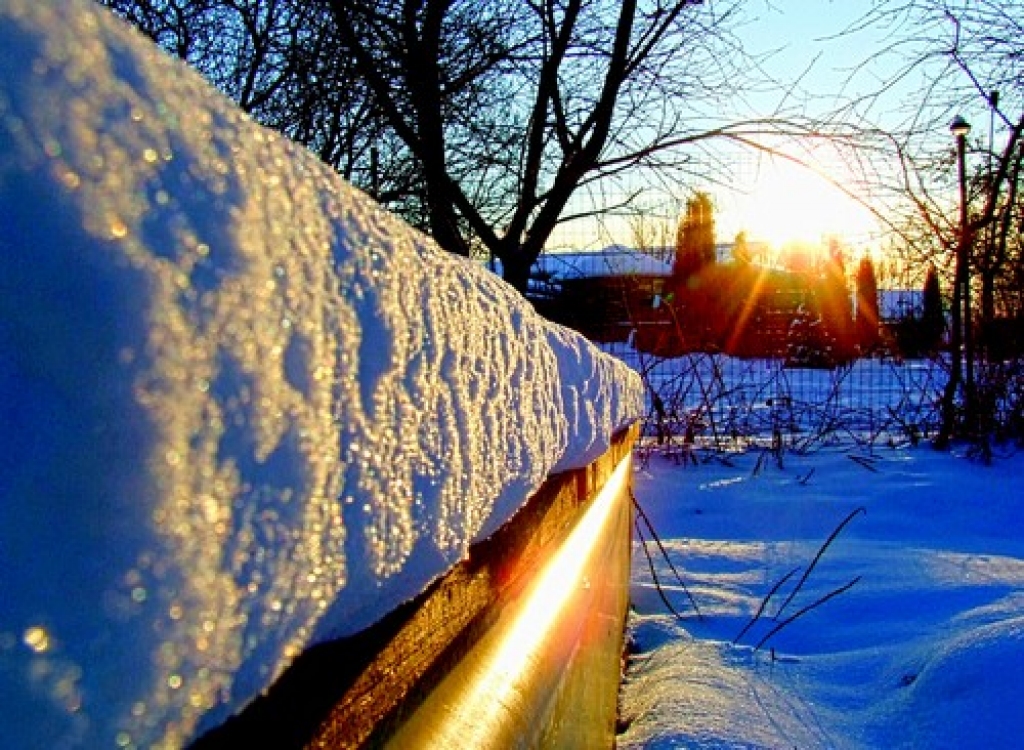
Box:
[724,157,877,252]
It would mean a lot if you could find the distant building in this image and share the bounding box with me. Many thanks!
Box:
[517,243,869,365]
[527,246,672,343]
[531,245,673,278]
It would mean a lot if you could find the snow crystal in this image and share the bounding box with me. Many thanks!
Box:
[0,1,643,747]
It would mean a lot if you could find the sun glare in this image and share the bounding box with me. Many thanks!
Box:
[546,154,879,258]
[730,159,876,250]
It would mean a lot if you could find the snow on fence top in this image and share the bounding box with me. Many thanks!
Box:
[0,1,643,747]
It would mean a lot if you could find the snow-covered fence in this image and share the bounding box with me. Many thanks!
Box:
[0,2,643,747]
[308,426,636,748]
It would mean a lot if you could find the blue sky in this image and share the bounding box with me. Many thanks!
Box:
[715,2,898,249]
[738,2,886,101]
[552,1,1008,259]
[549,3,907,255]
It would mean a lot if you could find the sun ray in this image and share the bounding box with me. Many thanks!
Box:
[726,262,772,356]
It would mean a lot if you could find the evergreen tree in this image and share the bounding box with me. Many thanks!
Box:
[732,230,752,264]
[820,240,855,360]
[855,256,881,352]
[921,264,944,353]
[673,192,716,279]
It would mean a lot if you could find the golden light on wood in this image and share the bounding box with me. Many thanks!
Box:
[387,455,633,749]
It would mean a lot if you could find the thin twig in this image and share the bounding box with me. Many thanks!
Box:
[774,506,866,620]
[634,517,687,621]
[848,454,880,473]
[733,565,802,645]
[632,490,704,619]
[753,576,862,652]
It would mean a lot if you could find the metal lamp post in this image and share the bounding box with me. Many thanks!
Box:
[950,115,974,433]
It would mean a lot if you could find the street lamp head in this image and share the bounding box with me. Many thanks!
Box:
[950,115,971,138]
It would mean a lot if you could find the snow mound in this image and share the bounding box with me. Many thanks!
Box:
[619,626,832,748]
[0,1,643,747]
[897,598,1024,748]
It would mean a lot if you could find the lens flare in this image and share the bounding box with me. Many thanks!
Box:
[389,454,632,749]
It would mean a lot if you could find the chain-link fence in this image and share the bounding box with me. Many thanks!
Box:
[602,343,947,457]
[531,247,954,454]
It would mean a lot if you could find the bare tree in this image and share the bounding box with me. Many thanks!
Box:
[103,1,820,294]
[840,0,1024,444]
[319,0,772,291]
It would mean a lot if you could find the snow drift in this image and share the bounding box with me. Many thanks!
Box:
[0,1,643,747]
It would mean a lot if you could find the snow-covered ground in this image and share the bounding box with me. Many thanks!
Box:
[0,2,642,747]
[620,444,1024,749]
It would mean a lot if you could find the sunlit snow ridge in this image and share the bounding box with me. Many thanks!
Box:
[0,1,643,747]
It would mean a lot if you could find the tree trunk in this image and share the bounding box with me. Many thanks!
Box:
[501,254,533,296]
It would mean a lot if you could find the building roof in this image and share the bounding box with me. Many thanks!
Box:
[534,245,673,280]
